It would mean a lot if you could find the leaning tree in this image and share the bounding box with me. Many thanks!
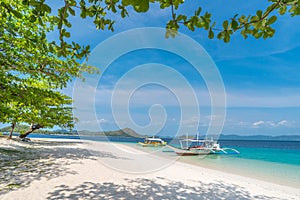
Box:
[0,0,96,138]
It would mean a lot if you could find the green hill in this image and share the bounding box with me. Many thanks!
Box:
[77,128,144,138]
[0,125,143,138]
[0,124,30,133]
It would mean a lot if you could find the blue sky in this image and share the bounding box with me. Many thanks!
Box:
[4,1,299,137]
[64,1,300,136]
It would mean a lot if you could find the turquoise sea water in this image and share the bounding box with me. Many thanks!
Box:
[27,134,300,188]
[152,139,300,188]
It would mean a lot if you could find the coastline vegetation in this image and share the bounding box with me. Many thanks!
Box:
[1,124,299,141]
[0,125,144,138]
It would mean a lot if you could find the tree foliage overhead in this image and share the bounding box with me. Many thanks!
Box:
[0,0,96,135]
[1,0,299,137]
[6,0,298,45]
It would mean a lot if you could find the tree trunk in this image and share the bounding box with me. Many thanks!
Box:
[8,122,16,139]
[19,124,43,139]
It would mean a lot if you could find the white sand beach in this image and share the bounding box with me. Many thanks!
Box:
[0,138,299,200]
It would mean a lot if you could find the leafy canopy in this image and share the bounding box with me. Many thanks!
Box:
[1,0,299,132]
[10,0,299,44]
[0,0,96,130]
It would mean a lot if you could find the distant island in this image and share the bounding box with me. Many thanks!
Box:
[217,134,300,141]
[1,125,300,141]
[174,134,300,141]
[0,125,144,138]
[77,128,144,138]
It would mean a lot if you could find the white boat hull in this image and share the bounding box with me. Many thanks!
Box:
[175,150,211,156]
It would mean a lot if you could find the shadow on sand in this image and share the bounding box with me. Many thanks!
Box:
[47,178,278,200]
[0,139,127,195]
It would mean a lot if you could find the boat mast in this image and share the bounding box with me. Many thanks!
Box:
[186,132,188,149]
[196,131,199,146]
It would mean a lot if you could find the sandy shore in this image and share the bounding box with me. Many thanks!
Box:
[0,137,299,200]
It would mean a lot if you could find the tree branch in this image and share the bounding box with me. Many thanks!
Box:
[170,0,176,21]
[240,0,282,30]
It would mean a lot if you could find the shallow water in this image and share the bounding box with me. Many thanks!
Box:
[127,141,300,188]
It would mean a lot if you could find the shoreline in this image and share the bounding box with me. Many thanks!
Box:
[1,137,299,199]
[128,141,300,189]
[2,136,299,187]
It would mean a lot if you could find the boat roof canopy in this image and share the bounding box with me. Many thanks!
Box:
[180,139,214,142]
[146,138,164,141]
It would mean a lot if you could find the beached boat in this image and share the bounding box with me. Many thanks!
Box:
[138,136,167,147]
[168,137,240,156]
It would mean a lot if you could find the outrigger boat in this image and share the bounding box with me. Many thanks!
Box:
[138,136,167,147]
[168,136,240,156]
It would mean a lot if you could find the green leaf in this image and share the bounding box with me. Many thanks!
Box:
[254,32,263,39]
[267,16,277,25]
[111,5,117,13]
[80,11,86,18]
[224,32,230,43]
[217,32,223,40]
[208,29,214,39]
[42,4,52,13]
[29,15,36,22]
[133,0,149,12]
[256,10,262,18]
[12,10,23,19]
[65,32,70,38]
[68,7,75,16]
[279,6,287,15]
[195,7,202,16]
[177,14,187,22]
[122,0,131,6]
[251,15,259,22]
[223,20,228,29]
[231,19,238,30]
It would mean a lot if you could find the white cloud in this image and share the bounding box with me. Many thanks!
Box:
[277,120,288,126]
[98,118,108,123]
[252,120,291,128]
[253,120,265,127]
[80,118,108,125]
